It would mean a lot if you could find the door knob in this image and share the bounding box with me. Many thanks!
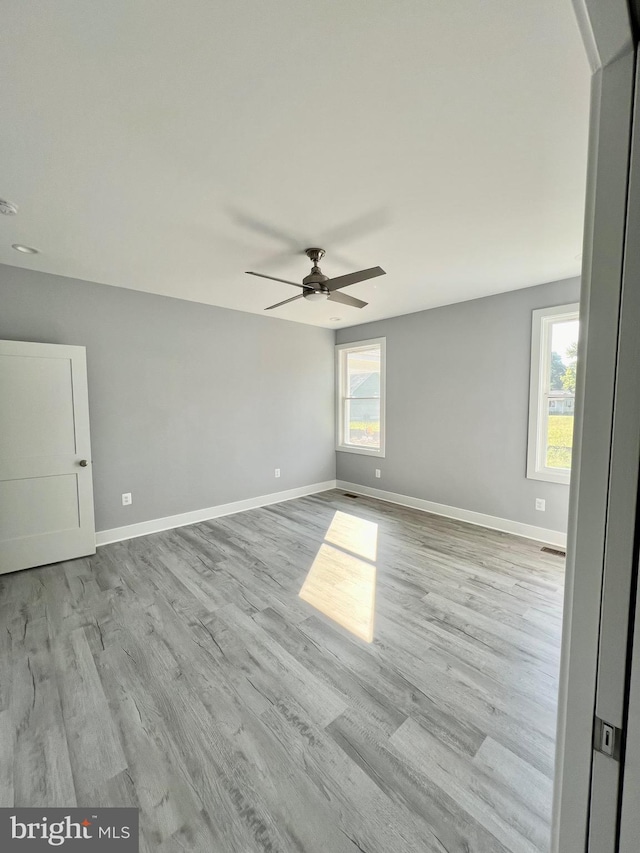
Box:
[79,459,88,467]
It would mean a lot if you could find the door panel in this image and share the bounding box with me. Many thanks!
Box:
[0,340,95,573]
[0,474,80,538]
[0,355,76,457]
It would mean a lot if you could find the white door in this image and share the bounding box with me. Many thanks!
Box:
[0,340,95,574]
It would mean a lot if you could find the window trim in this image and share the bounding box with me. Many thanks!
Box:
[335,337,386,457]
[527,303,579,484]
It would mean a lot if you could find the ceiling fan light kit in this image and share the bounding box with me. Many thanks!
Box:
[245,248,386,312]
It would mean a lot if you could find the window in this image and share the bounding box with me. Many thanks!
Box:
[336,338,386,457]
[527,303,580,484]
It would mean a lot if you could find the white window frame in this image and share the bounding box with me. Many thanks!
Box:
[527,303,579,484]
[335,337,386,457]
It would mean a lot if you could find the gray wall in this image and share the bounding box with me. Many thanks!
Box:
[0,261,580,536]
[336,277,581,534]
[0,264,335,532]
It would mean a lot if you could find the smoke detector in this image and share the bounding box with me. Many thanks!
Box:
[0,199,18,216]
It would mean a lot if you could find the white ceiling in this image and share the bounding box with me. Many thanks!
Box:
[0,1,590,328]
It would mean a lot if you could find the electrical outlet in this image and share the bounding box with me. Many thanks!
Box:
[375,469,381,478]
[122,493,132,506]
[535,498,546,511]
[274,468,280,478]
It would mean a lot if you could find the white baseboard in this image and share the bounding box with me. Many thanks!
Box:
[96,480,338,547]
[336,480,567,548]
[96,478,566,550]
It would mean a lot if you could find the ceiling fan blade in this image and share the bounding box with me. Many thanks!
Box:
[265,294,305,311]
[246,271,304,288]
[326,266,386,292]
[328,291,368,309]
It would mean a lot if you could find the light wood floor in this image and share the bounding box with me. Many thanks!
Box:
[0,490,564,852]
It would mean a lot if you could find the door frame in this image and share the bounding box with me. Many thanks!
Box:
[553,1,639,850]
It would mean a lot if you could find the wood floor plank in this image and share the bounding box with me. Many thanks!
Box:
[94,641,225,851]
[0,709,14,806]
[0,635,11,714]
[379,629,557,777]
[473,737,554,823]
[376,598,559,712]
[376,603,559,729]
[2,489,564,852]
[422,591,560,670]
[257,692,448,853]
[212,603,348,729]
[53,627,128,796]
[109,595,364,853]
[327,708,514,853]
[11,652,77,807]
[103,620,313,853]
[254,605,407,737]
[391,717,548,853]
[299,613,487,760]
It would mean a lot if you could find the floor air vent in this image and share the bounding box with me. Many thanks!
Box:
[541,546,566,557]
[343,493,360,499]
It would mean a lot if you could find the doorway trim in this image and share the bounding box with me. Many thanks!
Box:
[553,2,637,850]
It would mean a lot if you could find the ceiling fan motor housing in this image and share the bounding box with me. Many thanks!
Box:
[302,270,329,288]
[302,270,329,299]
[303,248,329,291]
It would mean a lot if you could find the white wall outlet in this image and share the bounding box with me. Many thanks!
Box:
[375,469,381,478]
[122,493,132,506]
[274,468,280,478]
[535,498,546,511]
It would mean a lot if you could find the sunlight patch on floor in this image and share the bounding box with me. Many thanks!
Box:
[300,511,378,642]
[324,510,379,562]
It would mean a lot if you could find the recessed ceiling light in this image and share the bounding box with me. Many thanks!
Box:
[0,199,18,216]
[12,244,39,254]
[330,317,342,322]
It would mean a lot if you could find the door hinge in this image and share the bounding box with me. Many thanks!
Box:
[593,717,623,761]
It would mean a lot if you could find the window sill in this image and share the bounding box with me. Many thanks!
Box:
[527,468,571,486]
[336,444,385,458]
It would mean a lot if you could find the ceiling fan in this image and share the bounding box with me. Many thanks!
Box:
[246,248,386,310]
